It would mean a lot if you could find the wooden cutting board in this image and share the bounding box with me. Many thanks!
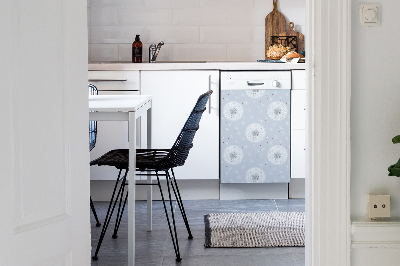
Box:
[265,0,286,59]
[280,22,304,52]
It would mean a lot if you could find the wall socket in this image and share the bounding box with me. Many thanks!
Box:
[368,194,391,219]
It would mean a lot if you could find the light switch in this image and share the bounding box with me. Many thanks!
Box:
[359,3,381,26]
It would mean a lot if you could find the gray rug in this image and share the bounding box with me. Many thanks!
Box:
[204,212,305,248]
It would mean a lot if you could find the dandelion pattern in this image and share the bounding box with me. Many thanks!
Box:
[245,123,265,143]
[223,101,243,121]
[268,101,288,121]
[223,146,244,165]
[268,146,288,165]
[220,89,290,183]
[246,89,265,99]
[245,167,266,183]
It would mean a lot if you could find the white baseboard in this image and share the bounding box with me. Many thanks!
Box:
[289,178,305,198]
[351,220,400,266]
[220,183,288,200]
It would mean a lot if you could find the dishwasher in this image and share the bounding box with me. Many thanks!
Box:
[220,71,291,183]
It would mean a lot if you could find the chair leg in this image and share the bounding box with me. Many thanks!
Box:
[112,178,128,239]
[156,171,182,262]
[90,196,101,227]
[92,169,128,261]
[168,169,193,239]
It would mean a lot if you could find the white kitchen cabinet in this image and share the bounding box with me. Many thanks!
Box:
[291,90,306,130]
[291,130,306,179]
[141,70,219,180]
[88,71,140,91]
[292,70,306,90]
[291,70,306,179]
[88,71,141,180]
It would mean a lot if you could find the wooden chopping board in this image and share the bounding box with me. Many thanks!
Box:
[280,22,304,52]
[265,0,286,59]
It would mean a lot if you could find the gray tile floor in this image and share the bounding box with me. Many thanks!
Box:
[91,199,305,266]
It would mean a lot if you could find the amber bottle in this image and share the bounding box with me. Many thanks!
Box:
[132,35,142,63]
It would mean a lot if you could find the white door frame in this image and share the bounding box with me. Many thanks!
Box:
[306,0,351,265]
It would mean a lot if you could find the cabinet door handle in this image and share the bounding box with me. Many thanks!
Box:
[208,75,212,114]
[88,79,127,82]
[247,81,264,86]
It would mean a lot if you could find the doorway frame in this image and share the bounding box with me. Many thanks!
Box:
[306,0,351,265]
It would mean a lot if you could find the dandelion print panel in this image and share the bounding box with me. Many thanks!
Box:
[223,101,244,121]
[223,146,244,165]
[220,89,290,183]
[245,123,266,143]
[268,145,288,165]
[268,101,288,121]
[246,89,265,99]
[245,167,266,183]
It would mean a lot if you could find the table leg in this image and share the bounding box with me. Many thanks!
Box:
[147,105,152,232]
[128,112,136,266]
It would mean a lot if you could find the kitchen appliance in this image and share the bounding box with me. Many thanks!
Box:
[220,71,291,183]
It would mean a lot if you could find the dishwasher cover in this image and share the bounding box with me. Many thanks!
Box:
[220,88,290,183]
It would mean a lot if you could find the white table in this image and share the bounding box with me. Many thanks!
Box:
[89,95,152,266]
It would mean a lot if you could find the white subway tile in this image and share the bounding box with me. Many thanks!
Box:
[201,0,252,8]
[280,1,306,25]
[118,44,132,62]
[251,26,265,44]
[119,8,173,26]
[200,26,252,44]
[225,0,253,8]
[173,8,226,26]
[147,26,199,44]
[227,8,266,26]
[172,44,226,61]
[200,26,264,44]
[146,0,199,9]
[253,0,270,9]
[253,0,306,25]
[91,26,146,44]
[199,0,228,8]
[91,44,119,62]
[200,0,253,9]
[227,43,264,61]
[91,0,146,8]
[293,24,306,36]
[91,7,118,26]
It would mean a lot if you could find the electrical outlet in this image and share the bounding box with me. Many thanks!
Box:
[368,194,391,219]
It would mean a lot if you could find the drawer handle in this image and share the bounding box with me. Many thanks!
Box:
[247,81,264,86]
[88,79,127,82]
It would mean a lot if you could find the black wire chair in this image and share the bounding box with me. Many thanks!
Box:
[90,90,213,262]
[89,84,101,227]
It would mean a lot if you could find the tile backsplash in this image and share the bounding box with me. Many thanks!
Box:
[88,0,306,62]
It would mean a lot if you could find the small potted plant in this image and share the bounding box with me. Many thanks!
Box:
[388,135,400,176]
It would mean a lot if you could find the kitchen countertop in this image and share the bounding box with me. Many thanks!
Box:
[89,62,307,71]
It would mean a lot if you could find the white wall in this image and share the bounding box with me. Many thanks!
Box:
[87,0,305,62]
[351,1,400,264]
[351,0,400,220]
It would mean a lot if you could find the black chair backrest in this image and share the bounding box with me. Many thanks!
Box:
[89,84,98,151]
[163,90,213,169]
